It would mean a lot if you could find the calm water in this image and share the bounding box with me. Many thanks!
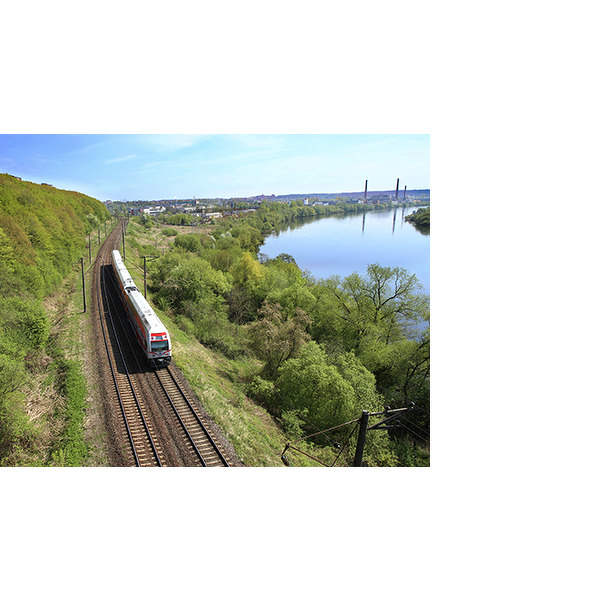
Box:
[259,207,430,295]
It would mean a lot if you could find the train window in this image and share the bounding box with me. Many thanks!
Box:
[151,340,169,352]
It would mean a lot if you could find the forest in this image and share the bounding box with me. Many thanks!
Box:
[144,200,430,466]
[0,174,110,465]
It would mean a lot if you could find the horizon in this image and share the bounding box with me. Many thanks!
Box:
[0,134,430,202]
[100,186,431,204]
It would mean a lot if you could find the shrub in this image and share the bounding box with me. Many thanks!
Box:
[0,353,26,397]
[247,375,276,407]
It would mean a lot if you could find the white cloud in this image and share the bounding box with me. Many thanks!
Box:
[105,154,136,164]
[134,134,210,152]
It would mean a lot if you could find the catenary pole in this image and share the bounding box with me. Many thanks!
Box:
[80,257,86,313]
[353,411,370,467]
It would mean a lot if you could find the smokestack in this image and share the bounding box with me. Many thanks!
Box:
[403,185,407,202]
[364,179,368,201]
[396,178,399,201]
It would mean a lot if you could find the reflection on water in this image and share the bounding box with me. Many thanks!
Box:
[260,207,430,295]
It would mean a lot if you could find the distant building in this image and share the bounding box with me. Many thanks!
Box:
[142,206,165,215]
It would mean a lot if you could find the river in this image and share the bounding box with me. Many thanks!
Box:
[259,207,430,295]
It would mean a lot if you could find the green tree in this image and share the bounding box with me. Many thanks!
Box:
[232,251,265,288]
[151,253,232,310]
[174,233,203,252]
[274,341,381,433]
[318,264,428,350]
[247,302,312,377]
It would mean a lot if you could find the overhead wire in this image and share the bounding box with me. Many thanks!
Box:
[393,413,430,445]
[282,416,362,467]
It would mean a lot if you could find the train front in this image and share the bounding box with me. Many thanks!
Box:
[149,328,172,368]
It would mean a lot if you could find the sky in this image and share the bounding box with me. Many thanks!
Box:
[0,134,429,202]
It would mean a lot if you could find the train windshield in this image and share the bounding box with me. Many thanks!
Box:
[151,340,169,352]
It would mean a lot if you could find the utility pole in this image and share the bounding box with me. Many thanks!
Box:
[280,406,418,467]
[353,411,370,467]
[80,257,86,313]
[122,224,125,260]
[144,256,147,298]
[88,233,91,263]
[353,407,415,467]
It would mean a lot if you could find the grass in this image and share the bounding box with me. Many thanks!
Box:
[39,225,111,467]
[2,261,95,466]
[48,358,88,466]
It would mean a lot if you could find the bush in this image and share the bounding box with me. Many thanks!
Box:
[174,233,202,252]
[0,353,26,397]
[161,228,178,237]
[279,409,308,439]
[247,375,276,407]
[0,297,49,358]
[0,391,37,465]
[19,310,49,347]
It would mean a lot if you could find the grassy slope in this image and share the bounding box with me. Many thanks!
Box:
[0,174,111,466]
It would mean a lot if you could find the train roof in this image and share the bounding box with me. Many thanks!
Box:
[112,250,169,335]
[129,288,166,333]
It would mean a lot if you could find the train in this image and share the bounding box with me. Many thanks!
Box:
[111,249,172,368]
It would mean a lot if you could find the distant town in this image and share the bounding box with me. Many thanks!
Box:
[106,189,430,220]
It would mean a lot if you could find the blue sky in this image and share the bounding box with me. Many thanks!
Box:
[0,134,429,202]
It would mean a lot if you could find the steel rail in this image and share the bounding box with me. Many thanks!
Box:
[96,242,139,466]
[102,271,208,467]
[154,372,208,466]
[160,367,230,467]
[98,236,162,467]
[102,263,162,467]
[166,367,229,466]
[105,265,226,467]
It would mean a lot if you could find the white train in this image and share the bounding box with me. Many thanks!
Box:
[111,250,172,368]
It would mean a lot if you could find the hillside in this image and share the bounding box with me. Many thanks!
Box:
[0,174,109,296]
[0,174,110,465]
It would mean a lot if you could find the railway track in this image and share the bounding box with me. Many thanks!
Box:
[155,367,229,467]
[94,221,231,467]
[99,260,164,466]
